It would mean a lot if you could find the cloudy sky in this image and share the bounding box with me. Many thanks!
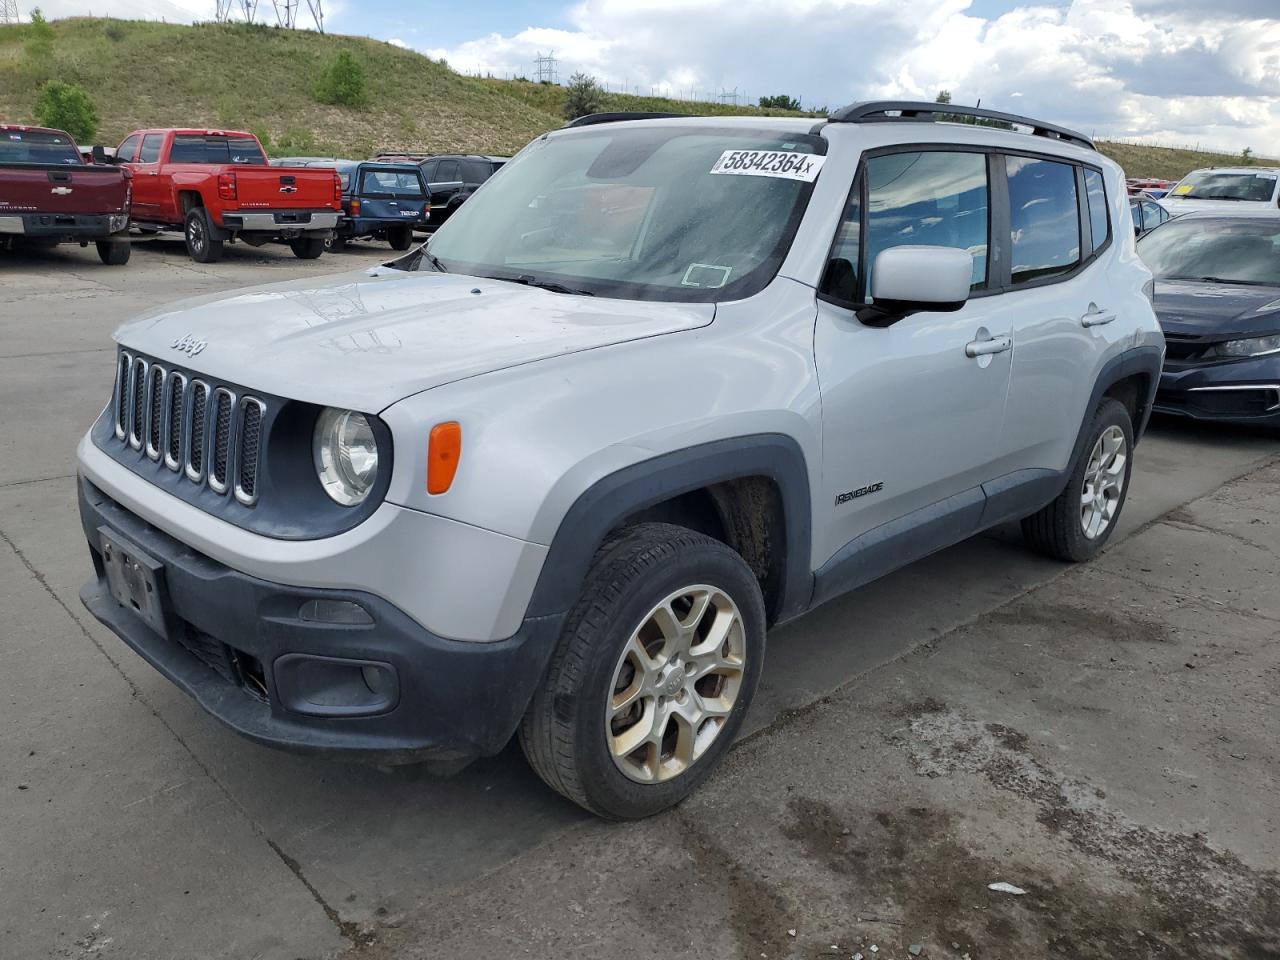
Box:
[21,0,1280,153]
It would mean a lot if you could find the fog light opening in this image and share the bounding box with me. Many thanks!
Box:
[298,598,374,625]
[361,664,394,698]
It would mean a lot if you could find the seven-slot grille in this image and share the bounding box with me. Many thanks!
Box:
[111,351,266,506]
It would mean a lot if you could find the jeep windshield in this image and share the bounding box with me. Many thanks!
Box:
[1172,170,1277,202]
[420,125,827,302]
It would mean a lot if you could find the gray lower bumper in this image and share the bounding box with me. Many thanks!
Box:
[220,210,339,232]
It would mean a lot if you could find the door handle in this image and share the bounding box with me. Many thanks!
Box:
[1081,308,1116,327]
[965,335,1012,358]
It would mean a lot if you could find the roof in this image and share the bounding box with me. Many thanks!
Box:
[1182,166,1280,176]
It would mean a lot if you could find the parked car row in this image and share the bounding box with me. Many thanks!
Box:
[2,122,511,266]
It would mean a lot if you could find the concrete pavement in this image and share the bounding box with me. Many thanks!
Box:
[1,237,1277,959]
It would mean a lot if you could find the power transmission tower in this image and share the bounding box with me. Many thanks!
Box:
[239,0,258,23]
[1,0,21,24]
[272,0,296,27]
[306,0,323,31]
[533,51,558,84]
[214,0,231,21]
[718,87,740,106]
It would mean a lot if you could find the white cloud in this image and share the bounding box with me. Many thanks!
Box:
[426,0,1280,154]
[388,37,408,48]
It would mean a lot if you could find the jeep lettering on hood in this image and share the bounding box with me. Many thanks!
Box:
[112,270,715,410]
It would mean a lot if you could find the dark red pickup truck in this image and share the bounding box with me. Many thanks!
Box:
[114,128,342,262]
[0,124,132,265]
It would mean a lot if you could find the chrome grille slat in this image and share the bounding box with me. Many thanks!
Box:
[128,357,148,450]
[112,351,265,508]
[145,365,166,461]
[208,388,236,495]
[235,397,265,506]
[165,371,187,471]
[186,380,210,483]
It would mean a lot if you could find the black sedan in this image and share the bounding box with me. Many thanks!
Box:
[1138,214,1280,428]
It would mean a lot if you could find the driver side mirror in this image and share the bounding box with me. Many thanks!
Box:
[91,145,111,165]
[864,246,973,324]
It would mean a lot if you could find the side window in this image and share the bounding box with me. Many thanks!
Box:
[1083,168,1110,251]
[1007,156,1080,284]
[420,160,437,183]
[865,150,989,292]
[437,159,460,182]
[1129,200,1143,233]
[117,135,141,163]
[138,134,163,164]
[1144,201,1167,226]
[821,174,861,303]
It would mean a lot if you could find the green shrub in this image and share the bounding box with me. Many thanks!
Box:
[315,52,368,107]
[33,81,99,143]
[24,7,56,78]
[563,72,603,121]
[103,20,126,42]
[759,94,801,111]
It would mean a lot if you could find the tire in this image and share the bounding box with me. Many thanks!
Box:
[324,234,347,253]
[290,236,326,260]
[1022,397,1134,562]
[520,522,766,820]
[96,239,131,265]
[184,207,223,263]
[388,225,413,251]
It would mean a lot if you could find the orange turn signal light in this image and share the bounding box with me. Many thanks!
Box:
[427,421,462,494]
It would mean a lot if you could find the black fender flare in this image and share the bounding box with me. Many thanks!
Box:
[1070,344,1163,471]
[523,434,815,624]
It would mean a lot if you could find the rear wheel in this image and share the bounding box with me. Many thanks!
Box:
[96,239,131,265]
[520,522,765,820]
[1022,397,1133,562]
[387,225,413,251]
[184,207,223,263]
[290,236,326,260]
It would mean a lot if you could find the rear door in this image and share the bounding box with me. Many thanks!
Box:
[997,159,1126,477]
[431,159,463,217]
[354,166,429,222]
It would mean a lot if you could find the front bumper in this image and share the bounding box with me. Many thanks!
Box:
[1156,355,1280,424]
[218,210,340,233]
[0,212,128,239]
[79,479,563,766]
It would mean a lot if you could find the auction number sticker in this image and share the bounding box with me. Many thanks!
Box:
[710,149,826,182]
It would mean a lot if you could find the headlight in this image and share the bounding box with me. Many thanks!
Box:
[314,408,379,506]
[1203,334,1280,359]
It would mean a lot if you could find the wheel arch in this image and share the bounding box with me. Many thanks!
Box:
[523,434,814,626]
[1072,345,1163,469]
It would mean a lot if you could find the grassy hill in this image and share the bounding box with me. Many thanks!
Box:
[0,17,1270,180]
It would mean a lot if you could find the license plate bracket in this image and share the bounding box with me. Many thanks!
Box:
[99,527,169,637]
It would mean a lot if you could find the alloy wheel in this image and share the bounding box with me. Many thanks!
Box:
[606,585,747,784]
[1081,424,1127,539]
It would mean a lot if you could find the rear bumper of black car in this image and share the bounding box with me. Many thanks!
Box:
[78,478,562,769]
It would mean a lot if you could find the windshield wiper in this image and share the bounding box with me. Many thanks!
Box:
[1167,275,1261,285]
[503,274,595,296]
[422,249,448,273]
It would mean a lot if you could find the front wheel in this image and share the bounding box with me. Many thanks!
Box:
[1022,397,1134,562]
[290,236,326,260]
[96,239,131,265]
[520,522,765,820]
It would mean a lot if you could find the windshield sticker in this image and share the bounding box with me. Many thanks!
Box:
[709,150,826,182]
[1255,173,1278,181]
[682,263,733,288]
[1173,184,1194,195]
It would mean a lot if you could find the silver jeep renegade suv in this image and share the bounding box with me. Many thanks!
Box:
[78,103,1163,819]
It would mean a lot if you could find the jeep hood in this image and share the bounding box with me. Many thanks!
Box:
[113,268,715,410]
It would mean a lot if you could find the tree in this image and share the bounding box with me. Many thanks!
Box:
[935,90,952,104]
[315,51,368,107]
[33,81,98,143]
[759,94,801,111]
[563,72,604,121]
[1241,146,1254,164]
[25,7,56,77]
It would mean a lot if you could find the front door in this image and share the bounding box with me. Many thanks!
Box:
[813,149,1013,569]
[126,133,165,221]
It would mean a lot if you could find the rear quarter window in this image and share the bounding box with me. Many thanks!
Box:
[1083,168,1110,251]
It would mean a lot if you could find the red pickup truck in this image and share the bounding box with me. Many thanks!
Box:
[0,124,132,265]
[114,128,342,263]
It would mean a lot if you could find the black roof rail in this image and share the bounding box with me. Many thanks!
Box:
[564,112,690,129]
[828,100,1095,151]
